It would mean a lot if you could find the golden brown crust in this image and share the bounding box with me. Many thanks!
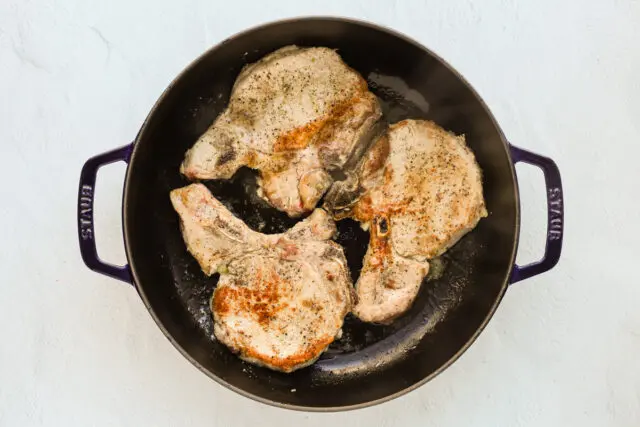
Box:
[212,255,349,372]
[239,335,335,373]
[273,119,325,152]
[361,133,390,181]
[213,269,291,326]
[273,89,373,154]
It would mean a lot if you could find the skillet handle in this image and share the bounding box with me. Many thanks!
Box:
[78,144,133,284]
[509,145,564,284]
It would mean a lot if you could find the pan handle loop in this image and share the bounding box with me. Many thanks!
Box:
[509,145,564,284]
[77,144,133,284]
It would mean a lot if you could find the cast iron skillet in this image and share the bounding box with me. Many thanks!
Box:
[77,17,564,411]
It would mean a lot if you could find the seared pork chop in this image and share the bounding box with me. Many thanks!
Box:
[181,46,381,217]
[325,120,487,323]
[170,183,353,372]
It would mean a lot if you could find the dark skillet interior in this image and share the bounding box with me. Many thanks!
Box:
[124,18,518,409]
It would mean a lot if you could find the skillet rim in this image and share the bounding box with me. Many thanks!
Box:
[122,16,520,412]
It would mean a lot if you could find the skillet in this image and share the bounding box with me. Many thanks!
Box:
[77,17,564,411]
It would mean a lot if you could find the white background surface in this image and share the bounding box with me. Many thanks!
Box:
[1,0,639,425]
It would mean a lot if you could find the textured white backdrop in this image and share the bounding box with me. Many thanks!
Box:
[1,0,639,426]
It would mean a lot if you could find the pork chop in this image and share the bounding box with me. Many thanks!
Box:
[180,45,381,217]
[325,119,487,323]
[170,183,353,372]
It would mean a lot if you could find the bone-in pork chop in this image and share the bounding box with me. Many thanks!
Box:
[325,120,487,323]
[170,183,353,372]
[181,46,381,217]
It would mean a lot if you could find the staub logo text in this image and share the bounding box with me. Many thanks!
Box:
[79,185,93,240]
[548,187,562,240]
